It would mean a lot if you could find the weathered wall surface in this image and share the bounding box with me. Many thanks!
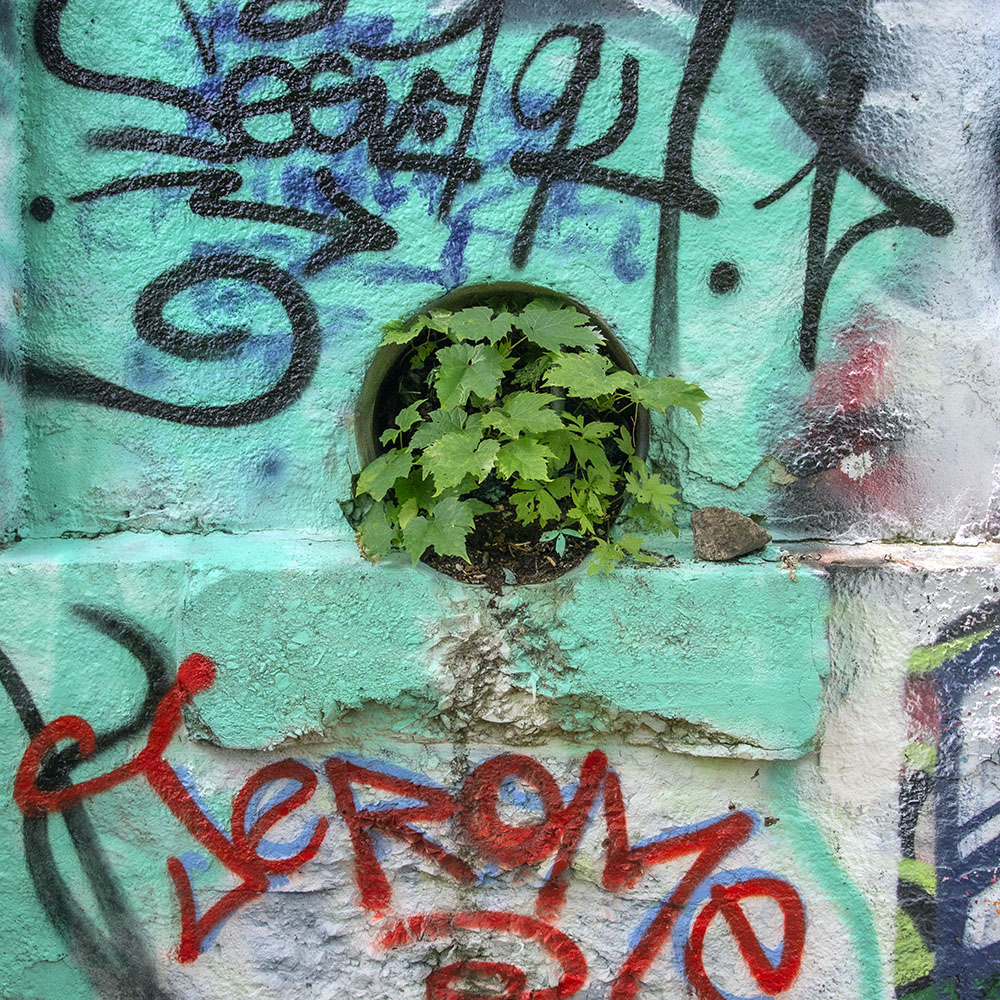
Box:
[0,2,998,999]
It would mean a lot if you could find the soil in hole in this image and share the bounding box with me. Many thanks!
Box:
[422,502,598,592]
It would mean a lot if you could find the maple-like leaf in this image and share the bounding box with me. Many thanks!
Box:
[484,392,564,439]
[628,376,710,422]
[543,352,633,399]
[496,436,556,481]
[380,319,419,346]
[618,533,658,563]
[587,540,625,575]
[447,306,514,344]
[356,449,412,501]
[421,432,499,494]
[434,343,504,408]
[392,467,436,509]
[357,503,396,558]
[401,496,481,563]
[409,408,480,451]
[624,467,679,515]
[514,300,601,350]
[510,482,563,526]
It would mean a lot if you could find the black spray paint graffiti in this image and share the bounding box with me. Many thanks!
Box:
[25,254,321,427]
[0,607,176,1000]
[26,0,953,427]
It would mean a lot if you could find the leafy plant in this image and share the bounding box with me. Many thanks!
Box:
[353,298,707,574]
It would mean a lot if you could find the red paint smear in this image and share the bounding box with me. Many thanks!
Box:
[807,307,896,412]
[904,675,942,743]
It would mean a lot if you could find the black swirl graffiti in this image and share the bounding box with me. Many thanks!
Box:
[24,255,321,426]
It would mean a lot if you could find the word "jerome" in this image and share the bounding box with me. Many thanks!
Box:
[14,654,805,1000]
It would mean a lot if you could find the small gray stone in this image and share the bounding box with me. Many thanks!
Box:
[691,506,771,561]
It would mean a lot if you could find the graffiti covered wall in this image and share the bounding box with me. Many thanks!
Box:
[0,1,998,998]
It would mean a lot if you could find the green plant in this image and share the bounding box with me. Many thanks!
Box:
[353,298,707,574]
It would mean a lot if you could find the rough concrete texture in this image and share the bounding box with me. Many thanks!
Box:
[1,2,999,1000]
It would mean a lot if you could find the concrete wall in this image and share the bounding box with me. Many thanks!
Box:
[0,1,998,998]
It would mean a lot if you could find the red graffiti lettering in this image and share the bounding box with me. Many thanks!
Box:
[14,656,329,961]
[325,756,476,915]
[425,960,526,1000]
[171,759,329,960]
[457,753,565,868]
[534,749,607,920]
[684,877,806,1000]
[14,668,806,994]
[601,769,756,1000]
[231,758,329,874]
[378,910,587,1000]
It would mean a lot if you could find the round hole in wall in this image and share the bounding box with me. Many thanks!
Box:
[354,283,651,588]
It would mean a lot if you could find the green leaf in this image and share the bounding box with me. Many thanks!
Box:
[401,496,479,564]
[545,476,573,500]
[539,429,573,468]
[540,527,582,557]
[380,319,419,346]
[379,398,426,445]
[496,437,556,481]
[421,432,499,494]
[435,343,504,408]
[628,376,710,423]
[397,497,420,530]
[618,533,658,564]
[510,482,562,526]
[543,352,633,399]
[422,310,455,334]
[615,427,636,456]
[410,341,437,369]
[512,353,557,389]
[484,392,564,438]
[393,467,436,509]
[514,300,602,350]
[382,310,451,346]
[395,398,426,434]
[566,480,614,535]
[357,503,396,559]
[357,449,413,501]
[624,466,679,515]
[448,306,514,344]
[587,540,625,575]
[410,408,471,451]
[569,436,615,489]
[576,419,617,442]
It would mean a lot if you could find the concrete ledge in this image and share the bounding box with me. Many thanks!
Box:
[0,532,829,758]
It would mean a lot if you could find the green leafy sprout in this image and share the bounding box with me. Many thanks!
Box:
[353,298,708,575]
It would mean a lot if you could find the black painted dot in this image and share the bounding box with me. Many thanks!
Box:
[29,196,54,223]
[709,260,740,294]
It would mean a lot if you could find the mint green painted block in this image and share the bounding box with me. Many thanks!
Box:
[506,558,829,756]
[0,533,828,755]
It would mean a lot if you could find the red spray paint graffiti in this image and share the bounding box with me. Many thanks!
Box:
[13,656,806,997]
